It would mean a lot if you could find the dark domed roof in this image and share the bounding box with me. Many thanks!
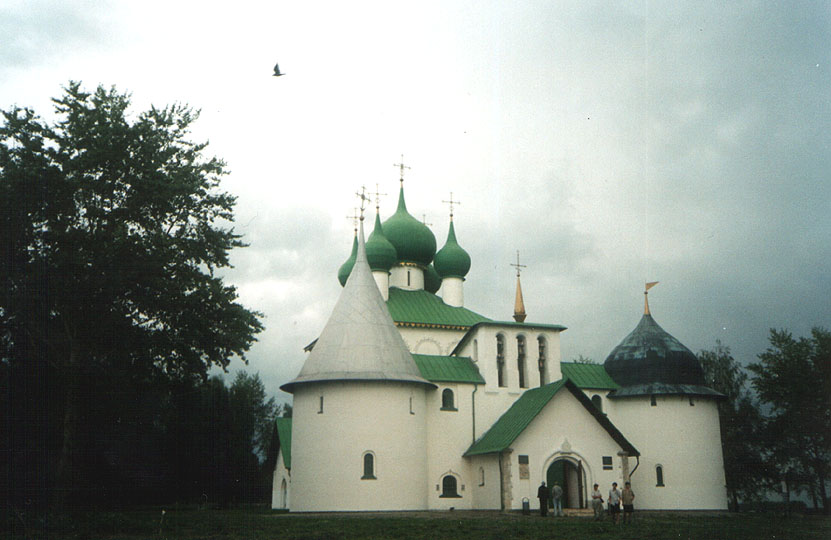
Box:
[365,212,397,272]
[604,313,708,394]
[382,187,436,266]
[434,220,471,279]
[337,233,357,286]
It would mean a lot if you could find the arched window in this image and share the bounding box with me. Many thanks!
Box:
[440,475,460,498]
[591,394,603,413]
[496,335,506,387]
[362,452,376,480]
[537,335,547,386]
[441,389,456,411]
[517,335,527,388]
[656,465,665,487]
[473,339,478,361]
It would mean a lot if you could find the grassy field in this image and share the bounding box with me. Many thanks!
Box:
[4,507,830,540]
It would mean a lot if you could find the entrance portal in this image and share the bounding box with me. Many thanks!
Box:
[546,458,585,509]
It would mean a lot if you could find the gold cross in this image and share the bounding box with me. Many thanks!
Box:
[393,154,411,185]
[355,185,370,219]
[372,183,387,210]
[510,250,527,278]
[442,192,461,219]
[346,208,360,231]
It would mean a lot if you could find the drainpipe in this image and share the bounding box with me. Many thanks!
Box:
[498,451,504,511]
[471,384,478,444]
[630,456,640,477]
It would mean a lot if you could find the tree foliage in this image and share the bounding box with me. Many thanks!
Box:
[749,328,831,513]
[698,341,769,510]
[0,82,263,506]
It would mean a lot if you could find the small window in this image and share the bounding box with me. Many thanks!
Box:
[407,270,411,286]
[602,456,613,470]
[473,339,478,362]
[410,396,415,415]
[518,455,529,464]
[479,467,485,486]
[592,395,603,412]
[656,465,665,486]
[441,389,457,411]
[689,397,695,406]
[318,395,324,414]
[440,475,461,498]
[650,395,657,407]
[362,452,376,480]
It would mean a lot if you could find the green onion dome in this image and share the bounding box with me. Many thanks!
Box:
[434,220,471,279]
[382,187,436,266]
[424,264,442,294]
[365,211,397,272]
[337,232,357,286]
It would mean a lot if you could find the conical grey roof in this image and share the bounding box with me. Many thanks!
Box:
[282,219,434,393]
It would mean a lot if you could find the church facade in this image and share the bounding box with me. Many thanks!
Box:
[271,180,728,512]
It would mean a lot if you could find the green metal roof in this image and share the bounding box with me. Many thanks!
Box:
[465,379,639,457]
[560,362,620,390]
[275,418,292,469]
[465,380,567,456]
[608,383,725,399]
[387,287,491,330]
[412,354,485,384]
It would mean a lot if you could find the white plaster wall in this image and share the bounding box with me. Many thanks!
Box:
[397,327,466,356]
[440,277,464,307]
[508,389,630,510]
[469,455,502,509]
[390,265,424,290]
[603,395,728,510]
[271,449,290,510]
[289,381,429,511]
[425,383,477,509]
[455,326,563,434]
[372,270,389,301]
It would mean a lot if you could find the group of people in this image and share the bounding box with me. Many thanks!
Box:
[592,481,635,523]
[536,480,634,522]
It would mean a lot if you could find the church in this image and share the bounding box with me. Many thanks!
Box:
[271,173,728,512]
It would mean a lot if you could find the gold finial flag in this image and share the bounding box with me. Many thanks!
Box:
[644,281,659,315]
[511,251,527,322]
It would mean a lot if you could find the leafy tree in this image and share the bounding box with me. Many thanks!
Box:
[0,82,262,506]
[699,341,769,510]
[749,328,831,513]
[571,355,596,364]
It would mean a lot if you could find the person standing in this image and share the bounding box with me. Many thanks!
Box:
[591,483,604,520]
[551,482,563,517]
[537,481,550,517]
[622,481,635,523]
[608,482,622,524]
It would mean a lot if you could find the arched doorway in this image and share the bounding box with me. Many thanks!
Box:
[546,458,586,509]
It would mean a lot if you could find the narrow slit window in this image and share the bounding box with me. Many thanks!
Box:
[496,335,506,387]
[517,336,527,388]
[318,395,324,414]
[362,452,376,479]
[656,465,665,486]
[537,336,547,386]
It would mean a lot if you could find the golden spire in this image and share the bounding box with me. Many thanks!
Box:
[511,251,527,323]
[644,281,659,315]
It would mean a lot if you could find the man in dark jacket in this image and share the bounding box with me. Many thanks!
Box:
[537,482,550,516]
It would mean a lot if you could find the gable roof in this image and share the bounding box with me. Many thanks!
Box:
[274,418,292,469]
[560,362,620,390]
[412,354,485,384]
[386,287,491,330]
[464,379,639,457]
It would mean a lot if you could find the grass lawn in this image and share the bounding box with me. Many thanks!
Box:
[4,507,830,540]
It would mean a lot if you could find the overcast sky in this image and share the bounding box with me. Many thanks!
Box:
[3,1,829,402]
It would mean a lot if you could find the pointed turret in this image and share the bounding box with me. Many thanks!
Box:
[283,218,432,392]
[513,275,527,323]
[435,215,471,307]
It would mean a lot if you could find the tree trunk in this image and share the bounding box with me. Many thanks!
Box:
[54,341,80,509]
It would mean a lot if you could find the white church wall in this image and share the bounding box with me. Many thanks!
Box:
[469,455,502,509]
[605,396,728,510]
[289,381,429,512]
[397,326,467,356]
[271,448,290,510]
[390,264,424,290]
[507,389,628,511]
[425,383,476,509]
[440,277,464,307]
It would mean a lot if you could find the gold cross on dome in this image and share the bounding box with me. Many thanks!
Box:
[372,183,387,210]
[510,250,527,278]
[346,208,360,231]
[355,185,370,219]
[393,154,411,185]
[442,192,461,219]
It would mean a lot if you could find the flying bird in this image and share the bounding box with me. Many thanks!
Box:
[273,63,285,77]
